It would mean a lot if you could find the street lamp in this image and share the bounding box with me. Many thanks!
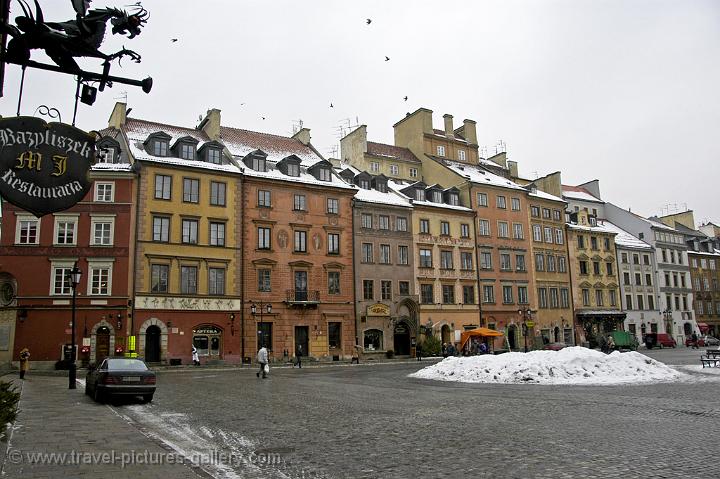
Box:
[67,264,82,389]
[518,307,534,353]
[251,303,272,349]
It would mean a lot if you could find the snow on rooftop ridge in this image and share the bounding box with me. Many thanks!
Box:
[603,221,653,250]
[444,160,525,191]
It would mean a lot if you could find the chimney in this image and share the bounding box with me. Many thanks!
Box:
[108,102,127,128]
[507,160,519,179]
[462,119,477,146]
[443,114,454,138]
[292,128,312,146]
[199,108,221,140]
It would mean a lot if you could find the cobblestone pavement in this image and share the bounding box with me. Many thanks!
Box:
[3,348,720,478]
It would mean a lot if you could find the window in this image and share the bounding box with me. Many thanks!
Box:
[483,285,495,303]
[379,244,390,264]
[421,284,434,304]
[361,213,373,229]
[94,182,114,202]
[258,190,271,207]
[287,163,300,177]
[362,243,373,263]
[182,178,199,203]
[442,284,455,304]
[250,156,266,172]
[500,253,511,271]
[461,252,473,270]
[207,148,221,164]
[463,285,475,304]
[389,164,399,175]
[533,225,542,242]
[210,222,226,246]
[553,210,561,221]
[153,140,168,156]
[180,143,195,160]
[577,235,585,249]
[645,273,652,286]
[363,280,374,300]
[210,182,226,206]
[590,237,598,250]
[555,228,564,244]
[543,227,553,243]
[440,251,453,269]
[516,254,526,271]
[318,168,331,182]
[460,223,470,238]
[327,198,339,214]
[91,217,114,246]
[593,261,601,275]
[436,145,445,157]
[542,208,551,219]
[370,161,380,172]
[513,223,524,240]
[154,175,172,200]
[182,219,198,244]
[396,217,408,232]
[398,245,409,265]
[560,288,570,308]
[476,192,488,207]
[635,273,642,285]
[623,272,631,285]
[633,254,640,265]
[496,195,506,209]
[511,197,521,211]
[440,221,450,236]
[55,218,77,245]
[328,272,340,294]
[606,262,613,276]
[258,227,271,249]
[636,294,645,310]
[643,254,650,265]
[293,194,306,211]
[502,285,513,304]
[380,280,392,300]
[548,288,559,308]
[181,266,198,294]
[294,230,307,252]
[595,290,604,306]
[420,219,430,234]
[535,253,545,271]
[547,255,556,272]
[558,256,567,273]
[399,281,410,295]
[360,179,371,190]
[538,288,548,308]
[603,238,610,250]
[208,267,225,295]
[580,261,590,275]
[518,286,528,304]
[89,264,111,295]
[498,222,509,238]
[480,252,492,269]
[379,216,390,230]
[621,252,628,263]
[458,150,466,161]
[625,294,634,309]
[531,206,540,217]
[152,217,170,242]
[479,220,491,236]
[258,269,271,292]
[328,233,340,255]
[419,249,432,268]
[582,289,590,306]
[151,264,169,293]
[16,217,39,245]
[430,190,442,203]
[409,168,418,178]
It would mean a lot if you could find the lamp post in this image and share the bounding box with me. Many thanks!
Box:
[67,264,82,389]
[518,307,534,353]
[251,303,272,349]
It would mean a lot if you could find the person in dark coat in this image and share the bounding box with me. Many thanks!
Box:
[19,347,30,380]
[294,344,303,368]
[691,332,699,349]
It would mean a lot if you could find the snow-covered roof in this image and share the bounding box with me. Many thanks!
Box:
[562,185,603,203]
[567,220,617,235]
[387,179,473,212]
[366,142,420,164]
[646,217,678,232]
[354,185,412,208]
[443,160,526,191]
[529,188,565,203]
[602,221,653,250]
[91,162,133,173]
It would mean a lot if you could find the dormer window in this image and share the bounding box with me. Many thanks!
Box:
[376,183,387,193]
[448,193,459,206]
[207,148,221,164]
[253,157,266,171]
[287,163,300,177]
[97,137,121,164]
[153,140,168,156]
[318,168,331,182]
[359,179,370,189]
[431,190,442,203]
[180,143,195,160]
[415,189,425,201]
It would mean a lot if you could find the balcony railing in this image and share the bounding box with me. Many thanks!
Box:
[285,289,320,304]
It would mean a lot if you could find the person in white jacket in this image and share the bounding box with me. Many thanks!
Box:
[192,345,200,366]
[256,346,268,379]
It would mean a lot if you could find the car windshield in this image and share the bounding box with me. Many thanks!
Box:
[106,359,148,371]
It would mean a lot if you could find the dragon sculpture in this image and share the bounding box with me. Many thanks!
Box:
[1,0,148,72]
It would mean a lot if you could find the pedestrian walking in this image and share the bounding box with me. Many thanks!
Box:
[691,332,699,349]
[192,345,200,366]
[19,347,30,380]
[442,343,448,358]
[294,344,303,368]
[416,344,422,361]
[606,335,615,353]
[257,345,269,379]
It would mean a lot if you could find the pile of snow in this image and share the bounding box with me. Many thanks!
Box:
[409,346,685,385]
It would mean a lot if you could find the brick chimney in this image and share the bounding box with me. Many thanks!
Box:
[462,119,477,146]
[108,102,127,128]
[199,108,221,140]
[443,114,454,138]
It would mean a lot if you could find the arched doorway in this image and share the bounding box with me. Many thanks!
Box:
[508,325,517,350]
[393,322,411,355]
[441,324,452,345]
[554,326,560,343]
[683,322,693,337]
[145,325,161,362]
[96,327,111,360]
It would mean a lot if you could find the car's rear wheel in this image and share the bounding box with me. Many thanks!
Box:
[143,393,154,403]
[93,384,104,403]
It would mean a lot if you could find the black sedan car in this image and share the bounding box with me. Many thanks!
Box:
[85,358,156,403]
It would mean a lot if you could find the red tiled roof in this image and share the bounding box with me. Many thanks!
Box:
[366,142,420,164]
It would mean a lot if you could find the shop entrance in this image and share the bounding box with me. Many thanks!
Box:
[295,326,308,356]
[508,325,517,350]
[193,325,222,358]
[145,325,161,362]
[96,326,110,360]
[393,322,410,355]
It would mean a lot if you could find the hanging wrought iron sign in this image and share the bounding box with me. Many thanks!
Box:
[0,116,94,216]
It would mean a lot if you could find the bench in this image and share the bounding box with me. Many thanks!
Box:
[700,355,720,368]
[705,349,720,359]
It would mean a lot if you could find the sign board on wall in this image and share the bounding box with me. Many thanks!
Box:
[366,303,390,317]
[0,117,94,217]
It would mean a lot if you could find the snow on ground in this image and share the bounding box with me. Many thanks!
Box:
[409,346,687,385]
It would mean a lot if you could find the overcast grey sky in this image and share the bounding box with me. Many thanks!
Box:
[2,0,718,225]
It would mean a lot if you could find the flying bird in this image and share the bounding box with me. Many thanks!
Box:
[171,38,178,42]
[366,18,372,25]
[330,103,334,108]
[261,116,266,120]
[385,56,390,61]
[403,96,408,101]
